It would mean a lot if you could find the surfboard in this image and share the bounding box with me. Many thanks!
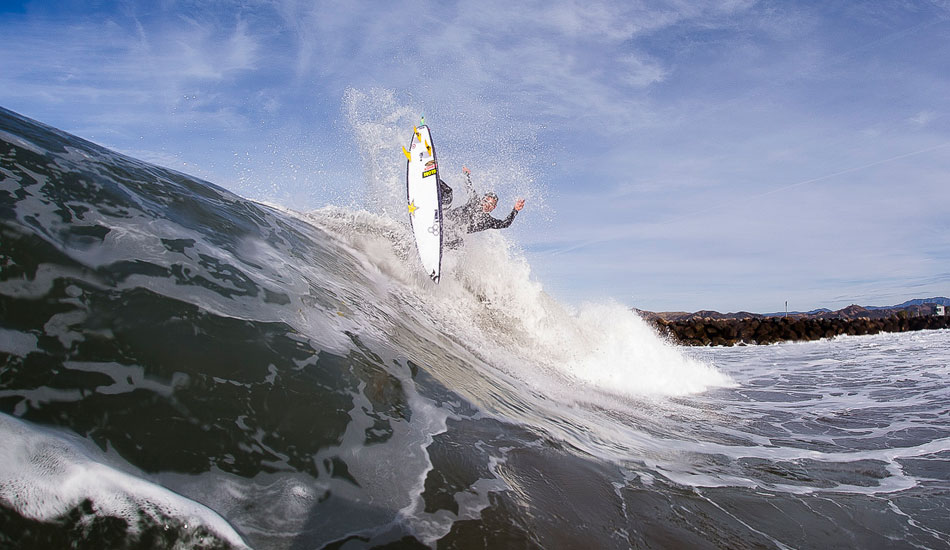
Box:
[404,124,443,282]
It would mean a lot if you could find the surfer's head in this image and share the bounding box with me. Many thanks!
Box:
[481,192,498,212]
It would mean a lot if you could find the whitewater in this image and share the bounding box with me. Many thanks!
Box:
[0,101,948,549]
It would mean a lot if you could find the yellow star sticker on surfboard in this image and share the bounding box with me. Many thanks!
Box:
[407,200,418,216]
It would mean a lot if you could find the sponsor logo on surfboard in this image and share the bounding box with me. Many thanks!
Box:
[425,160,437,169]
[422,168,437,178]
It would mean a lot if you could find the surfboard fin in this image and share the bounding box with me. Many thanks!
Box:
[414,126,421,141]
[402,146,411,160]
[425,140,431,155]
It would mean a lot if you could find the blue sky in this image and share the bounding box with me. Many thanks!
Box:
[2,1,949,312]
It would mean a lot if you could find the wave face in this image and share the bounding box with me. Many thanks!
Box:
[1,105,949,549]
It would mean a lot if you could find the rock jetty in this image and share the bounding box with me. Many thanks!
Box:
[637,301,950,346]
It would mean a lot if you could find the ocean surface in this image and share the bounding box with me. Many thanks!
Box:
[1,105,948,549]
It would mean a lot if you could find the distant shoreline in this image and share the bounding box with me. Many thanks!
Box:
[636,298,950,346]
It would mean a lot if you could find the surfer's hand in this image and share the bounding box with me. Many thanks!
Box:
[514,199,525,211]
[462,166,471,175]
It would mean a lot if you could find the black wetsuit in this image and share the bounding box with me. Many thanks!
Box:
[441,173,518,247]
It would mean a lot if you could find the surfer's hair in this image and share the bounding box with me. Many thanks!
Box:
[483,192,498,201]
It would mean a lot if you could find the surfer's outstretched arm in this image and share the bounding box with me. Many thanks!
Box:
[490,208,519,229]
[479,199,524,230]
[462,166,476,199]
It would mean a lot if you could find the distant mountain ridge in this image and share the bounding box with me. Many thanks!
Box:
[637,297,949,322]
[869,297,950,309]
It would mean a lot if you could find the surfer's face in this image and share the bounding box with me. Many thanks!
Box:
[482,196,497,212]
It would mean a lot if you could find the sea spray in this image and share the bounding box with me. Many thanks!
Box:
[337,89,730,401]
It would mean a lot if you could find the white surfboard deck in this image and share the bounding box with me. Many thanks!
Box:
[405,125,443,283]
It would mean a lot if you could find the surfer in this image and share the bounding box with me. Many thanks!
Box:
[442,166,525,248]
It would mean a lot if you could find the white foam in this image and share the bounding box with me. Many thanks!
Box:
[0,328,38,356]
[434,231,733,398]
[0,413,248,548]
[663,329,950,493]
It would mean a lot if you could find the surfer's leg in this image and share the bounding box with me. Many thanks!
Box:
[439,179,453,206]
[444,236,463,250]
